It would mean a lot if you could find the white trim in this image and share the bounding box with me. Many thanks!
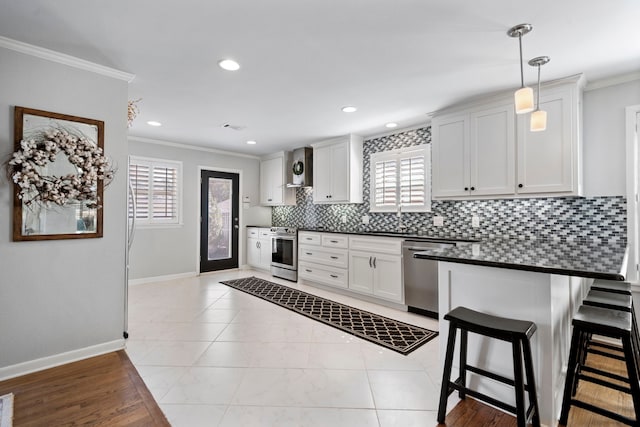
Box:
[128,271,198,286]
[0,36,135,82]
[626,105,640,285]
[363,121,431,140]
[128,136,260,160]
[585,71,640,92]
[0,339,124,382]
[197,166,244,274]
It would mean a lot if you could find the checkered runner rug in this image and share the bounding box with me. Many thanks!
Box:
[220,277,437,355]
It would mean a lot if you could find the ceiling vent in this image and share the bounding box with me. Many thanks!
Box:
[221,123,245,131]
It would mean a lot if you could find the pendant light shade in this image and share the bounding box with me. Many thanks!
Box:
[508,24,534,114]
[515,87,534,115]
[528,56,550,132]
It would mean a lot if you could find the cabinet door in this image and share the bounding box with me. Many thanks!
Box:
[260,157,283,205]
[329,141,349,201]
[372,254,403,302]
[517,89,575,194]
[470,104,515,196]
[432,113,470,198]
[348,251,374,295]
[259,237,273,270]
[313,145,332,202]
[247,238,261,267]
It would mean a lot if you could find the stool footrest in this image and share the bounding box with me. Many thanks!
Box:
[571,398,637,426]
[578,373,632,394]
[589,340,624,354]
[588,347,626,361]
[580,365,630,384]
[465,364,533,392]
[450,378,518,415]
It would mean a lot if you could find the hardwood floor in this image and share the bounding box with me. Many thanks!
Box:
[0,351,169,427]
[439,351,635,426]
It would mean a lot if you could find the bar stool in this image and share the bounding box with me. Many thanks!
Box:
[559,305,640,426]
[437,306,540,427]
[591,279,632,295]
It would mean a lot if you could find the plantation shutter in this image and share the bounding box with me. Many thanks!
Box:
[374,159,397,207]
[399,155,425,206]
[128,157,182,225]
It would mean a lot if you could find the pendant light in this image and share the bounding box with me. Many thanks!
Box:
[507,24,534,114]
[528,56,550,132]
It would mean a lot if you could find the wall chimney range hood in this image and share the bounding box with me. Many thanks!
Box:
[287,147,313,188]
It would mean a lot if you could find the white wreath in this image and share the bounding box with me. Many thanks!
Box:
[7,128,115,208]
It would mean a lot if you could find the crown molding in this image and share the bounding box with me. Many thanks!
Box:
[128,135,261,160]
[0,36,135,82]
[585,71,640,92]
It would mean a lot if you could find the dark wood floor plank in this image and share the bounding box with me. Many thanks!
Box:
[0,351,169,426]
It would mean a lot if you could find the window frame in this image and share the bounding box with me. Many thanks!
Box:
[129,155,183,228]
[369,144,431,213]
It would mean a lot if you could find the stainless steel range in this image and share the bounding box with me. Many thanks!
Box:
[270,227,297,281]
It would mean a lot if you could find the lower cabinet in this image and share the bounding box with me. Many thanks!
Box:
[349,251,403,302]
[247,228,272,271]
[298,231,404,305]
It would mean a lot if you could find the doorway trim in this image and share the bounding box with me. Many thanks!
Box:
[196,165,244,274]
[626,104,640,286]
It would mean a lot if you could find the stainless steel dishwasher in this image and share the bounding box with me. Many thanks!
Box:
[402,240,456,318]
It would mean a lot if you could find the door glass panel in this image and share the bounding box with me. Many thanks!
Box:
[207,177,232,261]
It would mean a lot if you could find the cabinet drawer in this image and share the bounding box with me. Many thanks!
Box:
[348,236,402,255]
[299,262,348,289]
[299,232,321,246]
[321,234,349,249]
[248,228,259,238]
[259,229,273,238]
[299,245,348,269]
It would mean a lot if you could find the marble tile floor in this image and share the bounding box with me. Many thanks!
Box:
[127,269,456,427]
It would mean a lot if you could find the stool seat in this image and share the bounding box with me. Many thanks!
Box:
[583,290,633,312]
[591,279,632,295]
[573,305,633,335]
[444,306,537,340]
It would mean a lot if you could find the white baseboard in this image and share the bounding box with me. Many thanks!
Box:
[0,339,125,381]
[128,271,197,286]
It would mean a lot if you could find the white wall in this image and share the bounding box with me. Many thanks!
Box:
[583,78,640,196]
[0,48,128,373]
[127,139,271,280]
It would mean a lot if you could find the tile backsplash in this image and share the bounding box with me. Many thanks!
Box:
[272,126,627,243]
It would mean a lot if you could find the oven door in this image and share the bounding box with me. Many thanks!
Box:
[271,236,297,270]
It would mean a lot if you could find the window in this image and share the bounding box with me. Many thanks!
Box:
[369,145,431,212]
[128,156,182,226]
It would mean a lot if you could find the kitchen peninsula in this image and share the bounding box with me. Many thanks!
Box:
[414,238,628,426]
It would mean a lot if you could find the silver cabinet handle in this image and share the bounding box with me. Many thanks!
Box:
[305,269,312,273]
[373,257,377,268]
[330,256,338,259]
[306,252,313,255]
[306,237,313,240]
[330,240,338,243]
[368,256,372,268]
[330,274,338,278]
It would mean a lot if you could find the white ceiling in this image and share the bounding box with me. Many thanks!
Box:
[1,1,639,156]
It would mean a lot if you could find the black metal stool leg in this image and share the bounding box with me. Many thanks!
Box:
[559,325,582,425]
[512,338,526,427]
[522,337,540,427]
[437,323,458,423]
[459,328,468,399]
[623,335,640,423]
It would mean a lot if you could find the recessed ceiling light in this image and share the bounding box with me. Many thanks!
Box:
[147,121,162,127]
[246,140,257,145]
[341,106,357,113]
[218,59,240,71]
[385,122,398,128]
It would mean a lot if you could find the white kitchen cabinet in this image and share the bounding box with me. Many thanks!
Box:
[246,227,272,270]
[348,236,404,303]
[432,103,515,198]
[260,152,295,206]
[298,231,349,290]
[516,85,581,195]
[432,75,584,199]
[311,135,363,204]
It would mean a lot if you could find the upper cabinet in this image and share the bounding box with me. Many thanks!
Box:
[432,75,584,200]
[311,135,363,204]
[260,152,296,206]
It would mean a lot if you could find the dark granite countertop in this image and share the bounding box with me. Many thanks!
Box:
[297,227,478,243]
[413,238,628,281]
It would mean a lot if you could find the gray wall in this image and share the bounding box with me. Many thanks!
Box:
[128,139,271,280]
[583,78,640,197]
[0,48,128,369]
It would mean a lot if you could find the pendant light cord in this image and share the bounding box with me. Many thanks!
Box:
[536,65,541,111]
[519,34,525,88]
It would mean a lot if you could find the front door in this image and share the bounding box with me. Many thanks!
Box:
[200,170,239,272]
